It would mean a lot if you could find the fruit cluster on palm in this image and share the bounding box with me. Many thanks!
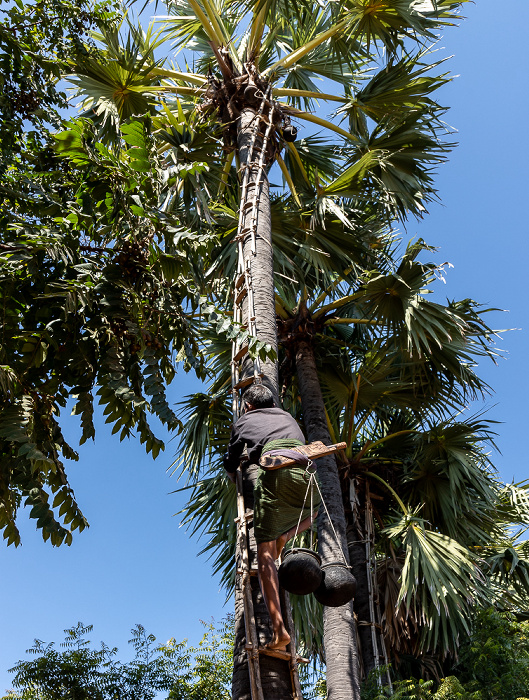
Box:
[35,0,529,697]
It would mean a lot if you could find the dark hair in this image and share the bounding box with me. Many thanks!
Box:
[243,384,274,409]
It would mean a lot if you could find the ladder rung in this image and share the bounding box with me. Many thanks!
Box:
[235,273,246,289]
[237,568,258,576]
[257,647,309,664]
[233,374,262,391]
[235,287,247,305]
[232,344,249,363]
[234,511,254,523]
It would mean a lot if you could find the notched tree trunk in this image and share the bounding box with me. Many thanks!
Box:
[295,339,361,700]
[237,107,279,404]
[231,107,293,700]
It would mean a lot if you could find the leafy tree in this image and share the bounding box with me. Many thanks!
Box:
[2,618,234,700]
[455,609,529,700]
[0,0,116,170]
[360,611,529,699]
[2,616,329,699]
[0,111,220,546]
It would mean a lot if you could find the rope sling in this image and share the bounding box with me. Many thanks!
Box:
[284,459,349,569]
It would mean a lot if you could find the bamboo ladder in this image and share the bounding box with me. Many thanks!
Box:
[349,480,392,690]
[230,87,306,700]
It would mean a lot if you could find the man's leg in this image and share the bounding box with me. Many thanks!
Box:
[275,510,319,559]
[257,540,291,650]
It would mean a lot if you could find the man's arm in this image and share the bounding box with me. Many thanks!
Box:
[223,421,245,477]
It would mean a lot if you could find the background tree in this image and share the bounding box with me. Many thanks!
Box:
[0,0,115,171]
[2,619,233,700]
[0,110,227,546]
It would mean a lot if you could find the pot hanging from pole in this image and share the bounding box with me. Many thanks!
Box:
[278,548,322,596]
[313,561,356,607]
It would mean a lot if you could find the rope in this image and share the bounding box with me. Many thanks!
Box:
[289,461,317,550]
[286,461,349,567]
[311,473,350,568]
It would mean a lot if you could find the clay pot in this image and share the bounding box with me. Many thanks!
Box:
[244,84,260,104]
[278,548,322,596]
[282,125,298,142]
[313,561,357,607]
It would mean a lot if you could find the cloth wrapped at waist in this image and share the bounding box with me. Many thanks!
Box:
[261,438,310,467]
[254,438,320,544]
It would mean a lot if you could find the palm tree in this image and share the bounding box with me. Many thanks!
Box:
[67,2,471,696]
[273,241,501,675]
[172,238,529,688]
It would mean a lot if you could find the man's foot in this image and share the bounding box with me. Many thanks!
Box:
[265,627,291,652]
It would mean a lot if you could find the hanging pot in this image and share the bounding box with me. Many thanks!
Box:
[244,83,260,105]
[282,125,298,142]
[313,561,356,607]
[278,548,322,596]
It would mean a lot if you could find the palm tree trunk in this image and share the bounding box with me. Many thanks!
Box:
[231,107,293,699]
[295,338,361,700]
[347,509,376,678]
[237,106,279,404]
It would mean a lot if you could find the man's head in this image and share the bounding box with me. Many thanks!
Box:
[242,384,274,411]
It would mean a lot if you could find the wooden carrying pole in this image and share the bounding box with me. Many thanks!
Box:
[260,440,347,470]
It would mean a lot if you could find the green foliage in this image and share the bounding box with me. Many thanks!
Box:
[0,0,117,170]
[360,610,529,700]
[456,609,529,700]
[361,673,483,700]
[2,618,234,700]
[168,618,233,700]
[0,110,218,545]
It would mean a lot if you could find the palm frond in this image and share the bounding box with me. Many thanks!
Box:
[171,390,232,481]
[383,512,486,653]
[176,467,238,592]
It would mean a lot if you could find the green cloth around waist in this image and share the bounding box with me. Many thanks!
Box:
[261,437,304,455]
[254,438,321,544]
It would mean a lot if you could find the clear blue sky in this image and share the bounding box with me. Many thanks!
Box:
[2,2,528,692]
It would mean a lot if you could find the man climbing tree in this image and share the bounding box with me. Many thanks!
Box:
[224,384,319,653]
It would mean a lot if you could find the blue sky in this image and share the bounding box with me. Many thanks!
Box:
[2,1,528,693]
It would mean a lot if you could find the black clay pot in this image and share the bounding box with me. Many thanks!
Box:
[244,84,260,104]
[282,125,298,142]
[278,548,322,596]
[313,561,357,607]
